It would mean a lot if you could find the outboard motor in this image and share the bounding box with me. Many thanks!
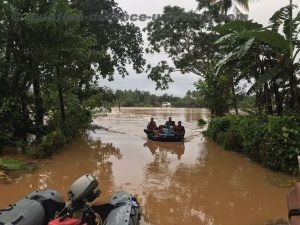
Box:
[67,174,100,204]
[0,174,140,225]
[49,174,101,225]
[0,189,64,225]
[49,174,140,225]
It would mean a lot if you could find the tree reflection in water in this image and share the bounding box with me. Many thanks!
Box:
[3,132,123,204]
[67,132,123,199]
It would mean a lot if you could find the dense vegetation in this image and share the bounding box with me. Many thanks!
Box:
[0,0,144,156]
[146,0,299,116]
[204,115,300,174]
[1,0,299,175]
[146,0,300,173]
[114,90,203,108]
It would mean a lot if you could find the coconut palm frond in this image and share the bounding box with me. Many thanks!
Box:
[234,0,250,11]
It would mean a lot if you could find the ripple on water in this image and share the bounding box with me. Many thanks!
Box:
[0,108,291,225]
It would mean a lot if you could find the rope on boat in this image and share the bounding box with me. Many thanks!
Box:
[86,203,102,225]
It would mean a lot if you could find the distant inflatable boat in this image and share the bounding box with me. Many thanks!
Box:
[144,129,184,142]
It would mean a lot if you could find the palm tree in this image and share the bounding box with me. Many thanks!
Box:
[210,0,251,15]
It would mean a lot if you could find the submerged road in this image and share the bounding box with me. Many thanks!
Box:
[0,107,291,225]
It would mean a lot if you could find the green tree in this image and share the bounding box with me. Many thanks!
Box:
[146,3,230,115]
[0,0,145,154]
[70,0,145,79]
[214,4,300,114]
[205,0,251,15]
[146,5,221,90]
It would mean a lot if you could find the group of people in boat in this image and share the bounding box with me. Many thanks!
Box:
[146,117,185,137]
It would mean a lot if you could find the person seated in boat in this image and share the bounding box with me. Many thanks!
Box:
[175,121,185,137]
[154,126,163,135]
[165,117,175,127]
[162,125,169,134]
[147,117,157,131]
[159,125,174,136]
[169,126,175,134]
[151,125,163,135]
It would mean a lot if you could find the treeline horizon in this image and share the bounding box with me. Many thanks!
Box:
[114,89,204,108]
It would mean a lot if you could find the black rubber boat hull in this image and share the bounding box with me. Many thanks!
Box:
[144,129,184,142]
[0,190,140,225]
[103,192,139,225]
[0,189,64,225]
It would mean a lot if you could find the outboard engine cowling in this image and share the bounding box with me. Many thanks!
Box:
[0,189,63,225]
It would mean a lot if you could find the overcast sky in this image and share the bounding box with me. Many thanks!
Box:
[101,0,300,97]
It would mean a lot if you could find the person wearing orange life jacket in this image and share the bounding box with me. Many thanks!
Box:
[147,117,157,131]
[175,121,185,137]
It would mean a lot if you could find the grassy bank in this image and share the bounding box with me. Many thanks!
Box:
[0,158,37,182]
[204,115,300,174]
[0,158,28,171]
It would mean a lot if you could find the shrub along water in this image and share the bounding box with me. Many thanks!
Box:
[198,118,207,126]
[204,115,300,174]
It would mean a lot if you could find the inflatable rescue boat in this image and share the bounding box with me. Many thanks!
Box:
[144,129,184,142]
[0,174,140,225]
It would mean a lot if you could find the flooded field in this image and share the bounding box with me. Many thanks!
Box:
[0,107,291,225]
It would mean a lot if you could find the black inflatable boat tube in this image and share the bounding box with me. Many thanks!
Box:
[0,189,63,225]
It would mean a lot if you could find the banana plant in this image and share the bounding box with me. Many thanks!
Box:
[269,4,300,110]
[214,4,300,113]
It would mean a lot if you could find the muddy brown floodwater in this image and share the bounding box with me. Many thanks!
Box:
[0,108,292,225]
